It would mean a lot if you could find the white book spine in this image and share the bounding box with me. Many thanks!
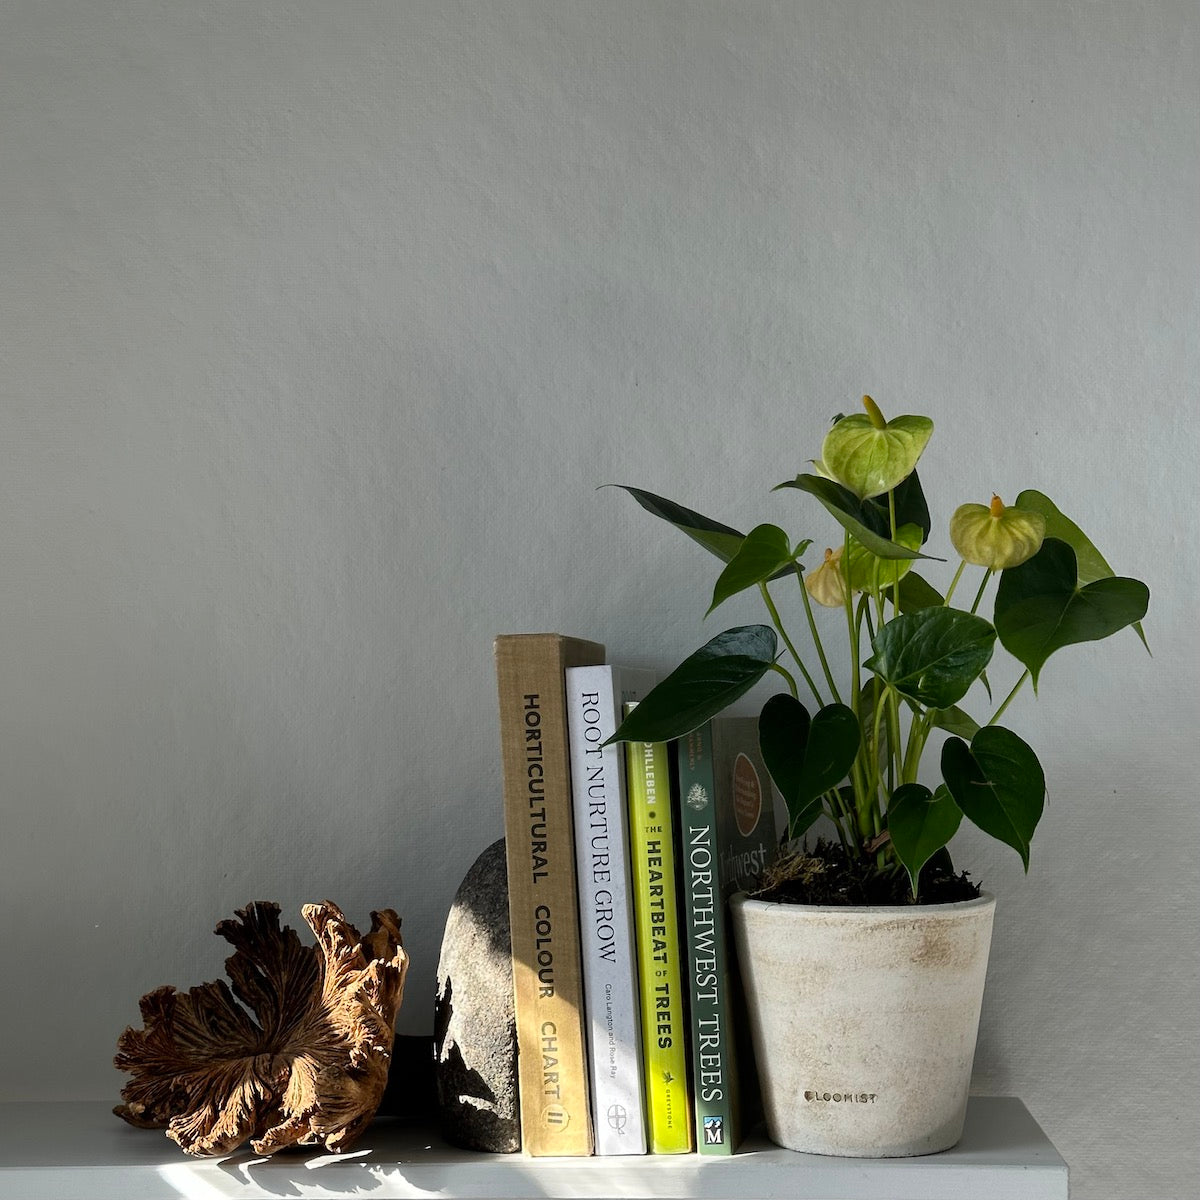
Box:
[566,664,654,1156]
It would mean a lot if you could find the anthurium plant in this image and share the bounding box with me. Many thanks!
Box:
[609,397,1150,899]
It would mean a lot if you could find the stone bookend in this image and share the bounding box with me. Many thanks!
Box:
[433,838,520,1152]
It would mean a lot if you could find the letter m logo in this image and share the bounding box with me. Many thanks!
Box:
[703,1115,724,1144]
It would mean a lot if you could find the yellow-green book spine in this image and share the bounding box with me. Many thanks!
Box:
[624,718,694,1154]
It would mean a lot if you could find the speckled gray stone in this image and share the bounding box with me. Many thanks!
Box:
[433,838,520,1153]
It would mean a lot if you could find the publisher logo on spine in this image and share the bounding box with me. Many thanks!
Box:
[732,753,763,836]
[606,1104,628,1134]
[702,1115,725,1144]
[541,1103,571,1129]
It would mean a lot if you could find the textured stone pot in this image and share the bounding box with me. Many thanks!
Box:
[729,892,995,1158]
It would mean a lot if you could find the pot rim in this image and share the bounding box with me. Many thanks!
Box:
[729,889,996,918]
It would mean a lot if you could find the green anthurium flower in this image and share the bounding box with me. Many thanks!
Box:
[845,523,923,595]
[820,397,934,500]
[950,495,1046,570]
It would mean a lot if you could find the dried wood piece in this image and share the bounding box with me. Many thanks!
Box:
[114,901,408,1156]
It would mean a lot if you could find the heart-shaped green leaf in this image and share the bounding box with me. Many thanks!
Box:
[821,411,934,500]
[994,539,1150,689]
[887,783,964,896]
[758,695,819,838]
[796,703,861,807]
[928,705,981,740]
[708,525,808,614]
[941,727,1045,869]
[869,468,932,544]
[865,608,997,710]
[606,485,746,563]
[776,475,937,561]
[1013,491,1114,585]
[608,625,777,745]
[758,694,860,837]
[846,524,923,595]
[1015,489,1150,652]
[897,572,945,612]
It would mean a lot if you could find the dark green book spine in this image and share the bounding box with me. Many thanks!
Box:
[677,718,779,1154]
[676,722,736,1154]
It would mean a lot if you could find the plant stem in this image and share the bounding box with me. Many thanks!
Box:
[888,490,902,617]
[989,670,1030,725]
[843,535,861,718]
[868,681,889,800]
[825,788,853,850]
[796,570,843,704]
[814,800,846,851]
[767,660,799,699]
[864,592,896,797]
[866,589,902,792]
[887,686,903,794]
[884,491,906,792]
[902,709,932,783]
[841,533,873,843]
[943,559,967,606]
[969,569,993,616]
[863,598,877,644]
[759,581,823,707]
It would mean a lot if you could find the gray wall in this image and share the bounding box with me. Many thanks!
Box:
[2,3,1196,1197]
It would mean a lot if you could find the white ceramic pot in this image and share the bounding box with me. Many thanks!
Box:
[729,892,996,1158]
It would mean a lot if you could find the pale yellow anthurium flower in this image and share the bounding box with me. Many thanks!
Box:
[820,396,934,500]
[950,495,1046,569]
[805,546,847,607]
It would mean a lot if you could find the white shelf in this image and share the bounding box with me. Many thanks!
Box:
[0,1097,1067,1200]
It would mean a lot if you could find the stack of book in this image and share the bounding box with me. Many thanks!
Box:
[494,634,779,1157]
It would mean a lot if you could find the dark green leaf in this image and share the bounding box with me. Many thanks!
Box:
[608,625,777,744]
[994,539,1150,688]
[708,524,804,614]
[605,485,746,563]
[758,694,860,837]
[865,608,997,710]
[758,695,817,838]
[786,799,825,840]
[888,783,964,896]
[928,706,981,739]
[897,572,945,612]
[866,469,932,544]
[775,475,938,561]
[1014,491,1150,652]
[798,704,861,807]
[941,727,1045,869]
[1013,490,1115,585]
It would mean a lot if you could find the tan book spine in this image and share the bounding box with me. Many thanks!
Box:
[495,633,605,1156]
